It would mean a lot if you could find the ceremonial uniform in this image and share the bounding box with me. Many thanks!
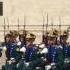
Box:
[60,31,70,70]
[47,45,57,63]
[56,45,64,70]
[68,45,70,57]
[62,44,69,58]
[62,44,70,70]
[2,61,18,70]
[25,44,37,62]
[17,33,39,70]
[3,43,22,70]
[6,42,16,59]
[45,31,65,70]
[46,33,58,63]
[5,42,11,60]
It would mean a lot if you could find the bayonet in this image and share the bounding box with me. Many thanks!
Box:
[18,17,19,32]
[42,14,45,43]
[46,13,48,33]
[4,18,6,39]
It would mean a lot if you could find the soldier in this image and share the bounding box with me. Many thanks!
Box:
[45,30,64,70]
[18,33,48,70]
[56,37,64,70]
[60,31,70,58]
[60,31,70,70]
[2,33,18,70]
[5,31,18,61]
[44,34,57,70]
[47,35,57,63]
[46,30,58,63]
[8,35,17,58]
[5,34,12,60]
[17,33,38,70]
[24,33,37,62]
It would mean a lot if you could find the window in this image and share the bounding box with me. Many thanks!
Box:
[0,2,3,16]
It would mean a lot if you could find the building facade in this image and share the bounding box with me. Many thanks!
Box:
[0,0,70,43]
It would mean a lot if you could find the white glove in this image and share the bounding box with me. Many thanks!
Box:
[8,60,12,64]
[20,47,26,53]
[25,62,29,67]
[10,58,15,61]
[16,48,20,51]
[51,62,56,66]
[17,41,21,46]
[41,48,48,54]
[3,46,7,51]
[16,36,19,42]
[45,65,51,70]
[39,44,45,49]
[58,45,63,49]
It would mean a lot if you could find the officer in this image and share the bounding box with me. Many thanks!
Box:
[10,33,23,63]
[5,34,12,60]
[56,37,64,70]
[17,33,38,70]
[44,34,57,70]
[9,35,17,58]
[46,31,64,70]
[60,31,70,70]
[25,33,48,70]
[5,30,19,60]
[2,32,18,70]
[5,32,18,60]
[46,30,58,63]
[60,31,69,58]
[24,33,37,62]
[18,33,48,70]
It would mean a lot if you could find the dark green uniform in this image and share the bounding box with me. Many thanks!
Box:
[56,46,64,70]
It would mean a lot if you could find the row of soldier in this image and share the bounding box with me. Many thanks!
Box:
[1,30,70,70]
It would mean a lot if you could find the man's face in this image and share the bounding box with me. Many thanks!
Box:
[11,37,16,43]
[6,37,10,43]
[48,40,53,45]
[57,40,60,45]
[63,39,67,43]
[20,38,23,42]
[61,38,67,44]
[26,38,33,46]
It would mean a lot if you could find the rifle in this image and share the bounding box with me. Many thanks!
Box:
[7,17,9,31]
[59,16,61,43]
[42,14,45,43]
[23,15,26,47]
[4,18,6,42]
[51,18,53,32]
[45,14,48,46]
[46,14,48,33]
[18,17,19,33]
